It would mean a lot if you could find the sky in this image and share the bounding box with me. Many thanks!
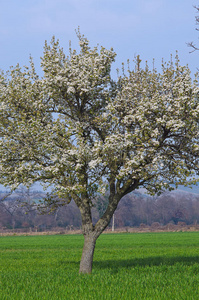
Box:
[0,0,199,193]
[0,0,199,77]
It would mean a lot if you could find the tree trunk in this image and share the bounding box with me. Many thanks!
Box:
[79,234,97,274]
[78,191,122,274]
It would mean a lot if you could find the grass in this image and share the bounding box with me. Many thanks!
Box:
[0,232,199,299]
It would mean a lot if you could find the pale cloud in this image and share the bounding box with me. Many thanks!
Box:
[21,0,142,35]
[0,0,164,38]
[139,0,163,15]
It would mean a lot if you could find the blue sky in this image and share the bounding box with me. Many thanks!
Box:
[0,0,199,193]
[0,0,198,76]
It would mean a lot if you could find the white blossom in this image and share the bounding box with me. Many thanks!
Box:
[0,33,198,222]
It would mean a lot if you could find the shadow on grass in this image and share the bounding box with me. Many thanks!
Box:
[67,255,199,273]
[92,256,199,272]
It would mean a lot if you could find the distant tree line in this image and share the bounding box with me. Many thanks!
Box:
[113,191,199,227]
[0,189,199,231]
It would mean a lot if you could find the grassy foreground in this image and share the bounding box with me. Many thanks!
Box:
[0,232,199,299]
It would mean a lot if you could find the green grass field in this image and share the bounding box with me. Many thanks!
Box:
[0,232,199,299]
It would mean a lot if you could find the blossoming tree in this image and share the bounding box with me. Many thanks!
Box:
[0,32,199,273]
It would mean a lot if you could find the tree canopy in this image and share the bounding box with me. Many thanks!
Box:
[0,32,199,273]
